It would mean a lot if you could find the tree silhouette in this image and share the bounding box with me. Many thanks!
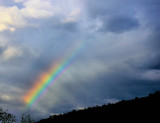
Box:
[0,107,16,123]
[21,110,35,123]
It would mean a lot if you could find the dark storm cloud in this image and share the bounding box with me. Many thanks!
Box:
[149,58,160,70]
[83,0,160,72]
[62,64,160,105]
[100,16,139,33]
[83,0,160,34]
[136,1,160,50]
[126,55,160,71]
[148,26,160,50]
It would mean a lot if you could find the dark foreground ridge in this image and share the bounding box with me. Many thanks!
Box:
[37,91,160,122]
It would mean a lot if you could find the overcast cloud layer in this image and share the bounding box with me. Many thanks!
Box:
[0,0,160,121]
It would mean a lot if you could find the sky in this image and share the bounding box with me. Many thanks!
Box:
[0,0,160,121]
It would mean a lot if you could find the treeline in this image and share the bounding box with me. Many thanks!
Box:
[37,91,160,122]
[0,107,16,122]
[1,91,160,122]
[0,109,35,123]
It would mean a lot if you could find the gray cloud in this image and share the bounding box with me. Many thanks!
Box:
[53,21,79,32]
[0,47,5,54]
[100,16,139,33]
[0,0,23,8]
[126,54,160,71]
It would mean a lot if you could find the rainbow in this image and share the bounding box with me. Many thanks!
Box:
[23,41,84,108]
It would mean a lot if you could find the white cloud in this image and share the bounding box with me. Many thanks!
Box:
[76,106,85,110]
[9,27,16,32]
[21,0,55,19]
[0,95,11,101]
[3,46,23,60]
[0,0,57,31]
[104,98,119,104]
[0,6,26,31]
[0,0,83,31]
[0,24,8,31]
[61,8,81,23]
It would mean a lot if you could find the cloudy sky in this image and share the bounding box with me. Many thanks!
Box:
[0,0,160,121]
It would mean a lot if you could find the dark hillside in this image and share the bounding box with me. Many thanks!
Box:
[37,91,160,122]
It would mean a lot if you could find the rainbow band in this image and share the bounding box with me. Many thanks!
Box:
[23,41,84,108]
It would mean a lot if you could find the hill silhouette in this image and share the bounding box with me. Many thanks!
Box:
[37,91,160,122]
